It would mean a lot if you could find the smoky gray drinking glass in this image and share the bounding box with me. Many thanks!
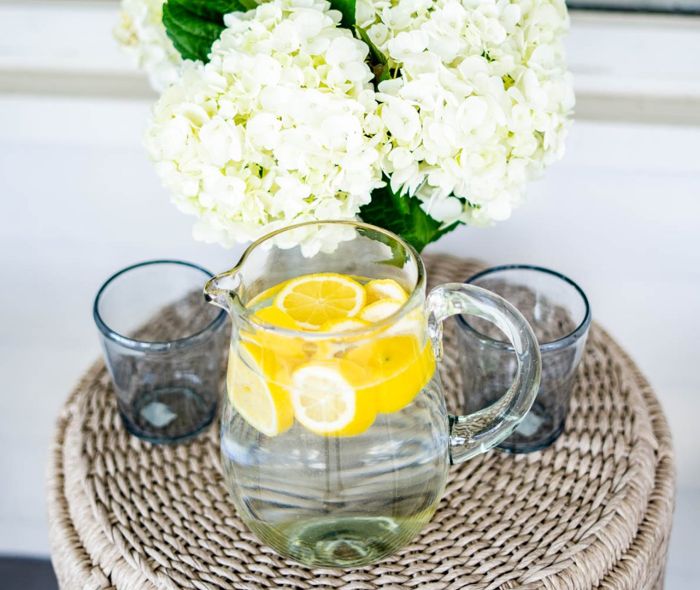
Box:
[458,265,591,453]
[93,260,227,444]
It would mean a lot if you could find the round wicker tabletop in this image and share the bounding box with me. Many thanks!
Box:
[47,254,675,590]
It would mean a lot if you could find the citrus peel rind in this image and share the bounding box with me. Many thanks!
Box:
[290,362,358,434]
[227,343,294,437]
[365,279,408,304]
[358,299,404,323]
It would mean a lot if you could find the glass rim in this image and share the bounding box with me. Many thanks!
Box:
[93,259,227,351]
[216,220,426,340]
[457,264,592,352]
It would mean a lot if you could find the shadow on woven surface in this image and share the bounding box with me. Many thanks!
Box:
[0,556,58,590]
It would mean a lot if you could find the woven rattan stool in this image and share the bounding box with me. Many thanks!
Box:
[47,255,675,590]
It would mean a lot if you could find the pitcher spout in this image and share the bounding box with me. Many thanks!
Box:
[204,267,240,311]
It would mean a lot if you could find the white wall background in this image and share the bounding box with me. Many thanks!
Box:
[0,1,698,586]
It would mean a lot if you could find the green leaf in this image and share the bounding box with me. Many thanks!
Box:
[355,26,386,65]
[162,0,246,63]
[163,11,219,62]
[329,0,356,27]
[359,180,462,253]
[355,25,392,83]
[174,0,245,20]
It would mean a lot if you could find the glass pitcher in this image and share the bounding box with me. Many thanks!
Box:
[205,221,540,568]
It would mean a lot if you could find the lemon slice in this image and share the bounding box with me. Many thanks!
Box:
[358,299,404,323]
[365,279,408,304]
[290,360,377,436]
[345,335,420,383]
[252,305,300,330]
[241,306,308,360]
[275,273,366,330]
[345,335,436,414]
[291,363,355,433]
[227,343,294,437]
[308,319,370,361]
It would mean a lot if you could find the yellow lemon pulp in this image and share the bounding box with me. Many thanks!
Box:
[227,342,294,437]
[242,305,308,359]
[226,272,436,437]
[275,273,366,329]
[345,335,436,414]
[253,305,300,330]
[290,359,377,436]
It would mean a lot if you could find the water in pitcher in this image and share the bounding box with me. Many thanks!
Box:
[220,273,450,566]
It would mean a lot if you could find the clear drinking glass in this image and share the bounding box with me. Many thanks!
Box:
[205,221,542,568]
[458,265,591,453]
[94,260,227,444]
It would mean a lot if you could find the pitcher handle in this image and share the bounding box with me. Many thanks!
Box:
[204,268,240,310]
[426,283,541,464]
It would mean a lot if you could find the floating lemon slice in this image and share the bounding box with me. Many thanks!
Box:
[290,360,376,436]
[310,318,371,360]
[227,342,294,437]
[345,335,436,413]
[365,279,408,304]
[241,306,308,360]
[358,299,404,323]
[275,273,366,330]
[346,335,421,379]
[252,305,300,330]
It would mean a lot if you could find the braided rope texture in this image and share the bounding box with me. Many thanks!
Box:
[47,255,675,590]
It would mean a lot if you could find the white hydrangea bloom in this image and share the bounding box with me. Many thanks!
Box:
[146,0,385,251]
[114,0,181,92]
[357,0,574,226]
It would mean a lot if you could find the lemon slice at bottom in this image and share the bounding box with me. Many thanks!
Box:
[227,344,294,437]
[290,361,376,436]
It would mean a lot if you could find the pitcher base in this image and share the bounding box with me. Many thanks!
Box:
[247,515,427,567]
